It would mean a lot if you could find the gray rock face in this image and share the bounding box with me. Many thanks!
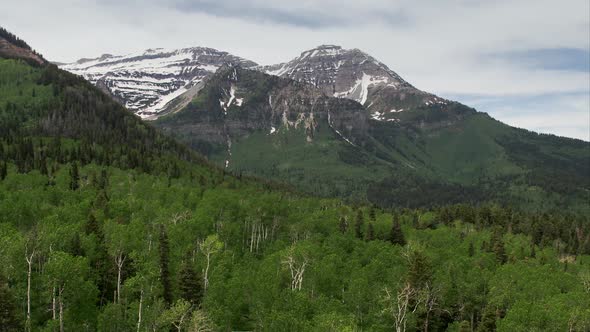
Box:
[155,66,368,166]
[60,47,257,119]
[261,45,451,122]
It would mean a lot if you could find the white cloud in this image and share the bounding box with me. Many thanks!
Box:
[1,0,588,139]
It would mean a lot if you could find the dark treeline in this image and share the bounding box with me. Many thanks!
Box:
[0,27,32,50]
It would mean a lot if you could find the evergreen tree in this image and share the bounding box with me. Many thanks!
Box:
[85,213,111,305]
[468,241,475,257]
[369,206,376,221]
[69,161,80,190]
[476,306,497,332]
[85,213,100,236]
[458,320,471,332]
[98,168,109,190]
[365,222,375,241]
[354,210,364,239]
[389,214,406,246]
[0,162,6,181]
[70,233,84,256]
[407,249,432,290]
[491,230,507,264]
[338,217,348,234]
[178,260,204,307]
[0,274,22,332]
[159,224,173,306]
[94,190,109,212]
[39,157,48,175]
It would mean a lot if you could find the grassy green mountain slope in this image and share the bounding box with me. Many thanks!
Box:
[155,66,590,213]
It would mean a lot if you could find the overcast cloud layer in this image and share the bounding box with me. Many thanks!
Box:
[2,0,589,140]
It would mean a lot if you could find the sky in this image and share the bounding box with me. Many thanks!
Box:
[2,0,589,140]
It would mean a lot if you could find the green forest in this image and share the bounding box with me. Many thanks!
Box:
[0,43,589,332]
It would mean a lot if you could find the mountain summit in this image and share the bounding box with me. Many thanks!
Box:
[263,44,412,95]
[262,45,447,122]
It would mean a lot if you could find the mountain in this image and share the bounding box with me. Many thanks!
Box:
[2,28,590,332]
[60,44,590,212]
[60,47,257,118]
[154,47,589,212]
[261,44,448,123]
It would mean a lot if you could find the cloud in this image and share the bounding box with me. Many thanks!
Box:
[451,92,590,141]
[173,0,349,28]
[487,48,590,72]
[169,0,410,28]
[0,0,588,140]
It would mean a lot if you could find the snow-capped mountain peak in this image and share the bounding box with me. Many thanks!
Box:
[262,45,449,122]
[60,47,257,119]
[262,45,412,103]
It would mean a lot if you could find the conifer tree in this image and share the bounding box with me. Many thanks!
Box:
[458,320,471,332]
[85,213,111,305]
[354,210,364,239]
[39,157,48,175]
[179,260,204,307]
[491,230,507,264]
[369,206,376,221]
[389,214,406,246]
[407,249,432,289]
[476,306,497,332]
[159,224,173,306]
[98,168,109,190]
[85,213,101,236]
[366,222,375,241]
[69,161,80,190]
[468,241,475,257]
[0,162,6,181]
[0,274,23,331]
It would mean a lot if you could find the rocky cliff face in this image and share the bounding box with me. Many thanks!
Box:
[155,65,368,166]
[60,47,257,118]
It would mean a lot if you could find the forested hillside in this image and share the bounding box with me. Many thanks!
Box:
[155,66,590,214]
[0,32,589,331]
[1,161,589,331]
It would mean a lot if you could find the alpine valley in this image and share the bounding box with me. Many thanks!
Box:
[1,26,589,332]
[61,44,590,212]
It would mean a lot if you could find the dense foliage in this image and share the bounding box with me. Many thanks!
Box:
[0,162,589,331]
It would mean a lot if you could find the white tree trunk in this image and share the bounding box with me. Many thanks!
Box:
[59,287,64,332]
[204,252,211,291]
[136,288,143,332]
[283,255,308,291]
[382,283,420,332]
[52,285,56,320]
[115,252,126,304]
[25,249,35,331]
